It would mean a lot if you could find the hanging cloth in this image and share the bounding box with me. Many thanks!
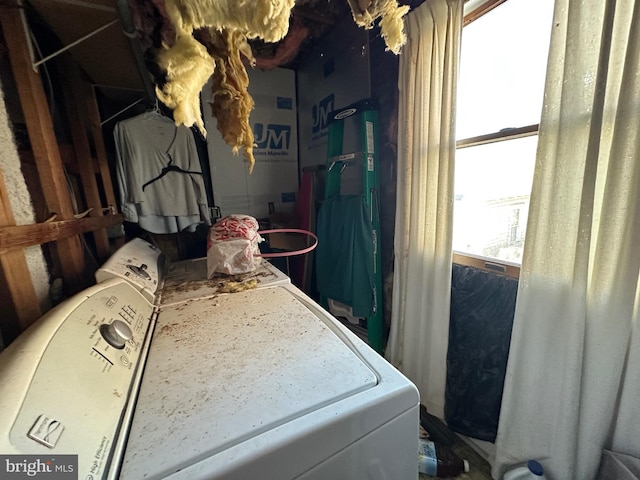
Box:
[385,0,461,419]
[316,195,375,318]
[114,111,209,234]
[494,0,640,478]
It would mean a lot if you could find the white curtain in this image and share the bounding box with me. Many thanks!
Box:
[494,1,640,479]
[385,0,462,419]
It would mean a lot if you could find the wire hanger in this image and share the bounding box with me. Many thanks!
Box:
[141,126,202,191]
[153,97,162,115]
[145,97,162,117]
[142,153,203,191]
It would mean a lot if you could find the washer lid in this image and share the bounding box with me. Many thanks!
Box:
[121,286,377,479]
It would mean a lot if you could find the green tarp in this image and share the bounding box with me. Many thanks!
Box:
[316,195,375,318]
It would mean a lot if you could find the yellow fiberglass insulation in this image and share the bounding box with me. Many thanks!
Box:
[347,0,409,55]
[206,28,257,173]
[155,33,214,136]
[164,0,296,42]
[155,0,296,170]
[154,0,406,172]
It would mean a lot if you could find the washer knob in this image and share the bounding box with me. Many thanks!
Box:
[100,320,133,349]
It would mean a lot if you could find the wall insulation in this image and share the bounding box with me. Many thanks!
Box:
[0,76,51,317]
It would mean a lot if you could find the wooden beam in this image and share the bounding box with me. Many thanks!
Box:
[83,82,125,247]
[0,5,74,218]
[0,214,124,254]
[60,56,111,260]
[0,3,88,292]
[83,82,118,210]
[0,167,42,341]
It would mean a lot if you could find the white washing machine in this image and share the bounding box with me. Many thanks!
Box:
[94,237,292,306]
[0,238,419,479]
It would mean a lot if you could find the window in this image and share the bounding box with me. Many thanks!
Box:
[453,0,555,268]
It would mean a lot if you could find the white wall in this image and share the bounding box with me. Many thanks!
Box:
[203,67,299,219]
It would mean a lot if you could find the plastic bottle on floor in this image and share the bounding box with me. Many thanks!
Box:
[503,460,548,480]
[419,439,470,477]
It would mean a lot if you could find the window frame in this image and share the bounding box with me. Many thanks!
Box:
[463,0,509,26]
[453,0,546,277]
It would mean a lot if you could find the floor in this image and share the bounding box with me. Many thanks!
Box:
[419,406,494,480]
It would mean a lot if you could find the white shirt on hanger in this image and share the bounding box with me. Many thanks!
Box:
[114,111,209,234]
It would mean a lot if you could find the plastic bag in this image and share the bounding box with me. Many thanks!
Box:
[207,215,263,276]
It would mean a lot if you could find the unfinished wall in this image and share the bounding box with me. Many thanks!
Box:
[0,76,51,321]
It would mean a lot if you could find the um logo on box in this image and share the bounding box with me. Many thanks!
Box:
[254,123,291,150]
[312,94,334,134]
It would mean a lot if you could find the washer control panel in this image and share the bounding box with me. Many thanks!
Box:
[100,319,133,349]
[95,237,164,303]
[3,279,154,479]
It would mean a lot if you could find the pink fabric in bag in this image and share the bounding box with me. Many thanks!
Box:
[207,215,263,276]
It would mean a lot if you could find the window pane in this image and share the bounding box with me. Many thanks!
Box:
[453,136,537,264]
[456,0,555,139]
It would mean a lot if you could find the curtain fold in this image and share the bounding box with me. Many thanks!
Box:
[385,0,462,419]
[494,1,640,478]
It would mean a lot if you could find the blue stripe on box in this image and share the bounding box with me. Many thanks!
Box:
[281,192,296,203]
[277,97,293,110]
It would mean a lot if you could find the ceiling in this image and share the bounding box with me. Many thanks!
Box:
[23,0,424,118]
[27,0,143,91]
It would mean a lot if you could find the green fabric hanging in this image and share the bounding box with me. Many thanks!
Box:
[316,195,375,318]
